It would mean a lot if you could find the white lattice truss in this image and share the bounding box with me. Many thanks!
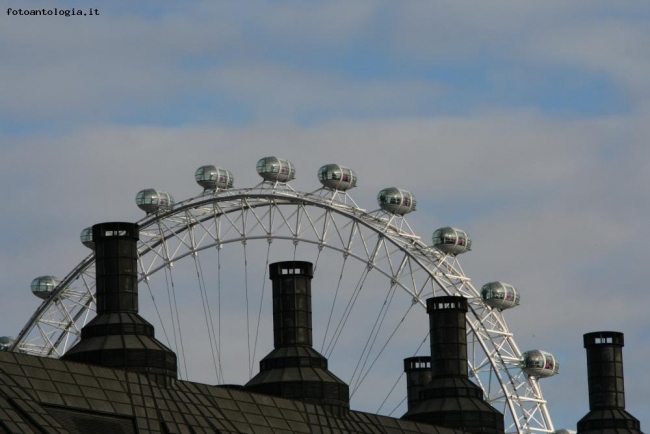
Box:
[12,184,554,434]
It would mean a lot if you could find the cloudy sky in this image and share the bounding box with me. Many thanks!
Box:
[2,1,650,430]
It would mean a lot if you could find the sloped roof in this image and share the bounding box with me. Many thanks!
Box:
[0,352,461,434]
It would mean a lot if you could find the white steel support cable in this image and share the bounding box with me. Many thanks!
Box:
[212,207,226,383]
[163,266,180,363]
[251,242,272,373]
[193,253,223,384]
[320,256,348,352]
[243,241,252,379]
[377,371,405,414]
[216,244,224,382]
[142,278,172,349]
[377,330,430,414]
[324,266,370,359]
[351,301,417,397]
[312,243,323,274]
[388,396,408,417]
[353,280,400,393]
[165,265,189,381]
[348,280,397,391]
[156,221,181,360]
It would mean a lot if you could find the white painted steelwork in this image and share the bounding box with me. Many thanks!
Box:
[11,165,555,434]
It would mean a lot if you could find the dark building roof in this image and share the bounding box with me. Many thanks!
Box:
[4,220,643,433]
[0,224,481,434]
[0,351,462,434]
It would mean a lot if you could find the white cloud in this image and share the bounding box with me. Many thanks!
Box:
[2,1,650,429]
[2,108,648,425]
[527,19,650,99]
[206,62,446,119]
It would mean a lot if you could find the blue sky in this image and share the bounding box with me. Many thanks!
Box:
[2,1,650,430]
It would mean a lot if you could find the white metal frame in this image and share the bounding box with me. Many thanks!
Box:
[11,182,554,434]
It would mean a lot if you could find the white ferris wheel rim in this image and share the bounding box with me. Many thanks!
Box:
[11,182,555,434]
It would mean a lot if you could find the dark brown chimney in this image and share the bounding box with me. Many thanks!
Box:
[577,331,642,434]
[244,261,349,414]
[402,296,503,433]
[270,261,313,348]
[62,222,177,385]
[404,356,432,411]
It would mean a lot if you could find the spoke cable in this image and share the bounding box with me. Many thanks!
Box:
[170,268,189,381]
[349,280,398,391]
[312,244,323,274]
[162,266,179,358]
[243,242,252,379]
[324,266,370,358]
[320,257,347,352]
[293,241,297,261]
[164,264,188,380]
[356,281,401,387]
[351,301,418,397]
[143,278,171,348]
[376,331,430,414]
[251,242,272,372]
[216,245,224,381]
[194,253,223,384]
[388,396,408,417]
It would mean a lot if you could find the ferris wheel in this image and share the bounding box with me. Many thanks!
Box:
[8,157,559,434]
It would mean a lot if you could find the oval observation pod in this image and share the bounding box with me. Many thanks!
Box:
[195,165,234,190]
[432,227,472,255]
[521,350,559,378]
[0,336,13,351]
[377,187,417,215]
[80,227,94,249]
[135,189,174,214]
[481,281,520,310]
[256,157,295,182]
[30,276,61,300]
[317,164,357,191]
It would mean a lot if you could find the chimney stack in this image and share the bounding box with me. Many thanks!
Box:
[244,261,349,414]
[404,356,432,411]
[62,222,177,385]
[402,296,503,433]
[577,331,642,434]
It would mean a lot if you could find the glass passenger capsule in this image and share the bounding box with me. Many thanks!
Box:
[30,276,61,299]
[135,189,174,214]
[481,281,520,310]
[80,227,94,249]
[0,336,13,351]
[377,188,417,215]
[317,164,357,191]
[520,350,559,378]
[256,157,296,182]
[195,165,234,190]
[432,227,472,255]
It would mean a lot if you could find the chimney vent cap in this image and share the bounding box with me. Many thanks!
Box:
[584,331,624,347]
[92,222,139,240]
[269,261,313,279]
[426,296,468,313]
